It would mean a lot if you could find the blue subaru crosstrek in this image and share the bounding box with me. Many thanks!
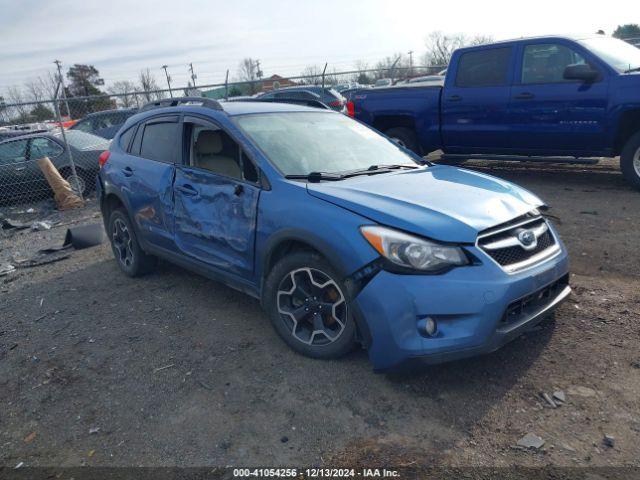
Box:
[97,97,571,371]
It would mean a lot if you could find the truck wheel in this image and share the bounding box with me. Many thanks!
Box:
[263,251,357,359]
[108,208,157,277]
[385,127,421,154]
[620,131,640,190]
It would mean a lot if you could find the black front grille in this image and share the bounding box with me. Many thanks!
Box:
[502,274,569,325]
[478,217,557,269]
[485,230,554,266]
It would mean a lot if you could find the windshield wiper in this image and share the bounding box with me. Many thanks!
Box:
[338,164,421,178]
[285,171,345,183]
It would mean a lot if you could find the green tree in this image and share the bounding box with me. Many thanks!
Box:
[65,64,111,117]
[30,104,54,121]
[613,24,640,39]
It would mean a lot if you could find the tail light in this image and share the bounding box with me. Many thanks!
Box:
[98,150,110,168]
[328,99,343,108]
[346,101,355,118]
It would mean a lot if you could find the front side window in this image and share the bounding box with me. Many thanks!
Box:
[30,137,64,158]
[455,47,512,87]
[140,122,179,163]
[234,112,418,176]
[521,44,587,84]
[187,124,258,182]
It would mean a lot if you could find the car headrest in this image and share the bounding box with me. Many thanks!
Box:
[195,130,223,155]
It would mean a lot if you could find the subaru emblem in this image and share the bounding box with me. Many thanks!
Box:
[517,229,537,250]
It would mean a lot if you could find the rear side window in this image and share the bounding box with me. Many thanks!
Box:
[455,47,512,87]
[119,126,136,150]
[140,122,179,163]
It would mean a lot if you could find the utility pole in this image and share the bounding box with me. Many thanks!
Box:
[255,60,263,79]
[53,59,71,118]
[189,63,197,89]
[161,65,173,97]
[407,50,414,78]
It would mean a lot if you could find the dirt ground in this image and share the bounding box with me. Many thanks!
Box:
[0,158,639,470]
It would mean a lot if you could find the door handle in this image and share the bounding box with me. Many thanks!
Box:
[177,184,199,197]
[122,166,134,177]
[514,92,535,100]
[234,184,244,196]
[448,94,462,102]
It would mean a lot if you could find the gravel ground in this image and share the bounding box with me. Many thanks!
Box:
[1,159,639,470]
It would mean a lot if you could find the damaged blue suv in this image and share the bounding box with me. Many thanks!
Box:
[97,97,570,371]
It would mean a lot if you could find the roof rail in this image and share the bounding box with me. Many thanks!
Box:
[140,97,223,112]
[238,97,331,110]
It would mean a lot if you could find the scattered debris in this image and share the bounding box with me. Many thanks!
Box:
[603,435,615,448]
[552,390,566,403]
[541,392,557,408]
[89,427,100,435]
[568,386,597,398]
[579,210,598,215]
[26,208,35,214]
[14,462,24,469]
[23,432,36,443]
[280,436,289,443]
[0,263,15,276]
[31,220,53,231]
[0,217,30,230]
[153,364,175,373]
[631,360,640,369]
[39,223,105,254]
[87,449,95,457]
[517,433,545,450]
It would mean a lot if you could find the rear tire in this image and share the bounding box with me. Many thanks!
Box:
[263,251,357,359]
[620,131,640,190]
[108,208,157,277]
[385,127,421,154]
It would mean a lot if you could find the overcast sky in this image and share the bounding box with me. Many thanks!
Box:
[0,0,635,95]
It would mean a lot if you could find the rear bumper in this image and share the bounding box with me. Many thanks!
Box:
[353,239,570,371]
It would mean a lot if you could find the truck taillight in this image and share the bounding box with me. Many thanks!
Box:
[98,151,110,168]
[346,101,355,117]
[328,99,342,107]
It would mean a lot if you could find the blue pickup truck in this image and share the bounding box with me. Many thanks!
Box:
[349,35,640,189]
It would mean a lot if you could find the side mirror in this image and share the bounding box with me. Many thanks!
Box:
[563,63,599,82]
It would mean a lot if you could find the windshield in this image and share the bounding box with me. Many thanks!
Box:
[234,112,418,176]
[578,36,640,72]
[58,130,110,150]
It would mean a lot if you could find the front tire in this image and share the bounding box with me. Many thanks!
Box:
[263,251,357,359]
[620,131,640,190]
[108,208,157,277]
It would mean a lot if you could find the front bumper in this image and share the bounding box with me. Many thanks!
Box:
[353,238,570,371]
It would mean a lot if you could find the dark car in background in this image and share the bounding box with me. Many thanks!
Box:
[70,108,138,139]
[0,130,110,201]
[257,86,346,112]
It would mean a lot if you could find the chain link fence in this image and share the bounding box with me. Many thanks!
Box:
[0,65,443,209]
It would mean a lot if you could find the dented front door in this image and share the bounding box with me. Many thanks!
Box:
[173,166,259,278]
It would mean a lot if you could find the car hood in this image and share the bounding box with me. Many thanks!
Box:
[306,165,544,243]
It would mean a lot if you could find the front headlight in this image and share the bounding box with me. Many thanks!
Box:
[360,225,469,273]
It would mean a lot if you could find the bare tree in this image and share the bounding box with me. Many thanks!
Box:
[5,86,29,122]
[423,31,494,67]
[299,65,323,85]
[109,80,139,108]
[138,69,164,102]
[237,58,260,94]
[374,54,408,80]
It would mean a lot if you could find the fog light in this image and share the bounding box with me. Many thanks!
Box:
[418,316,438,337]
